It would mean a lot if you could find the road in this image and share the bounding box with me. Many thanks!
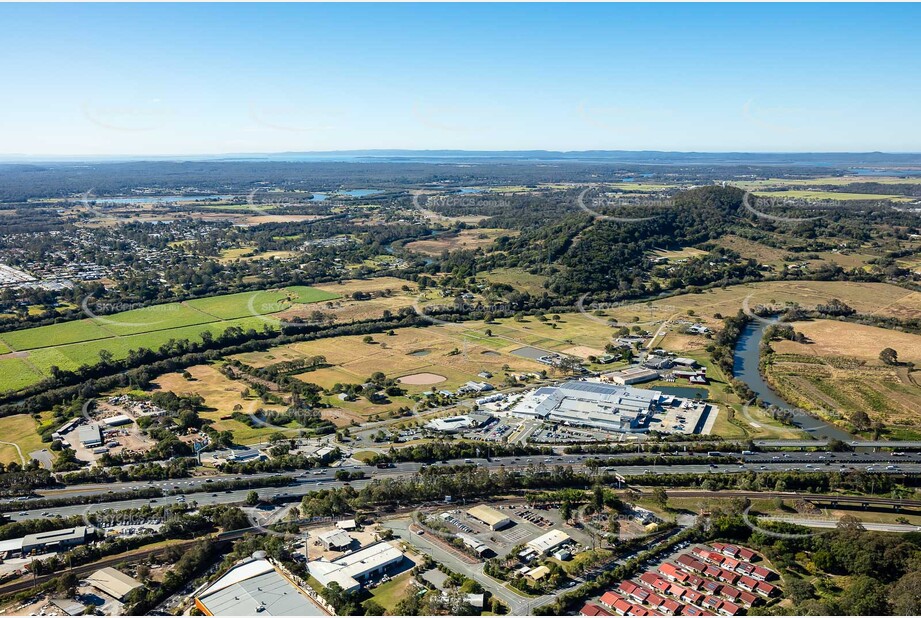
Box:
[761,516,920,533]
[385,516,554,615]
[7,452,921,522]
[753,439,921,449]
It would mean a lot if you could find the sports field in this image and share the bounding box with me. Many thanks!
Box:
[0,286,340,393]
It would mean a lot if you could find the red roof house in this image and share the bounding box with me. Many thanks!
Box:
[738,591,758,607]
[613,599,634,616]
[582,603,613,616]
[738,548,756,561]
[662,599,684,614]
[752,566,773,581]
[755,581,777,597]
[601,591,623,608]
[702,596,722,610]
[720,585,741,602]
[737,576,758,592]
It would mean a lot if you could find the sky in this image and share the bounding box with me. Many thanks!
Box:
[0,2,919,157]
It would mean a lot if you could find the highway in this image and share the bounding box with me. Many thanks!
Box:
[753,439,921,449]
[7,453,921,522]
[760,516,920,533]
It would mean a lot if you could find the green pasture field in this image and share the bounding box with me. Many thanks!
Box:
[26,316,275,374]
[186,290,291,319]
[0,358,47,393]
[91,303,216,336]
[0,285,338,392]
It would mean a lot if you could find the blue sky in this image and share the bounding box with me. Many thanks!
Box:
[0,3,919,156]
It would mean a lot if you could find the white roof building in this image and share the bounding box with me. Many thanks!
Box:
[317,529,353,551]
[101,414,133,427]
[195,557,325,616]
[509,381,661,433]
[78,424,103,446]
[307,542,404,592]
[426,415,477,433]
[526,530,572,555]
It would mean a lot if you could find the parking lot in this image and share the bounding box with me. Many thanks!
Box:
[647,400,709,435]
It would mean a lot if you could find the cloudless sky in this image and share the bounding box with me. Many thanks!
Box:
[1,2,919,156]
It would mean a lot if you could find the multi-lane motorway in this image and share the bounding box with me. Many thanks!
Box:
[6,450,921,522]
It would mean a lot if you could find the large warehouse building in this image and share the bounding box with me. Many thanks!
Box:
[509,381,661,433]
[86,567,143,601]
[194,555,326,616]
[467,504,512,530]
[527,530,572,556]
[307,541,404,593]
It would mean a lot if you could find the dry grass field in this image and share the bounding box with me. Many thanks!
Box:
[403,228,514,256]
[710,235,789,266]
[234,324,550,420]
[152,364,288,443]
[766,321,921,435]
[598,281,921,327]
[0,414,46,466]
[651,247,708,261]
[775,320,921,364]
[480,267,550,296]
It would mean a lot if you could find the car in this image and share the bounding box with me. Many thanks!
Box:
[18,511,27,516]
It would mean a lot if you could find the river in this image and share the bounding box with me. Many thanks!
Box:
[732,319,855,441]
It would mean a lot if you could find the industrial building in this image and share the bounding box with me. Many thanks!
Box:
[526,530,572,556]
[22,526,92,555]
[317,529,353,551]
[466,504,512,530]
[457,533,490,557]
[101,414,133,427]
[77,424,103,447]
[426,411,494,433]
[307,541,404,593]
[86,567,143,601]
[194,555,326,616]
[426,415,479,433]
[603,367,660,385]
[509,381,661,433]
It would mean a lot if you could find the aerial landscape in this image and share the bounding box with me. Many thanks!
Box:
[0,2,920,617]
